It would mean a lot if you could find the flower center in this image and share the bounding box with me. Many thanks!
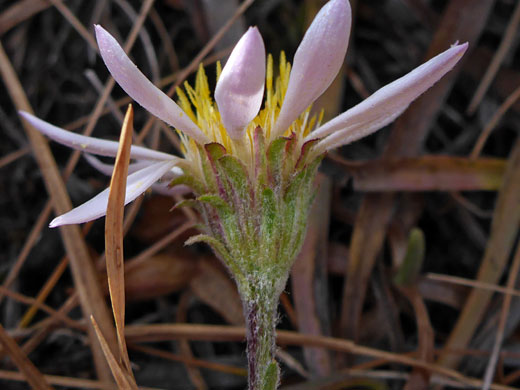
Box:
[175,52,323,175]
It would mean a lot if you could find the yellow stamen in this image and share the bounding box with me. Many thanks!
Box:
[178,53,319,175]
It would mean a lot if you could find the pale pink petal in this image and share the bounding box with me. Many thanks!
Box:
[272,0,351,139]
[20,111,178,161]
[94,25,209,145]
[84,154,182,180]
[312,43,468,152]
[84,154,150,175]
[214,27,265,139]
[49,160,176,227]
[152,182,192,196]
[84,154,187,196]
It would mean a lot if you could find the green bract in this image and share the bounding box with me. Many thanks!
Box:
[178,129,322,300]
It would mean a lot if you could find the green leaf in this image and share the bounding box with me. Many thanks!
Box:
[197,193,246,266]
[393,228,426,287]
[198,144,218,192]
[204,142,227,160]
[185,234,243,280]
[218,155,250,202]
[171,198,199,211]
[261,361,279,390]
[261,187,277,237]
[267,137,288,188]
[282,133,298,179]
[197,194,231,213]
[295,138,320,170]
[169,174,205,195]
[279,158,322,263]
[253,126,268,187]
[259,187,278,264]
[218,155,259,254]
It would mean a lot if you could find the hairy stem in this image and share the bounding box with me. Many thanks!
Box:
[244,294,279,390]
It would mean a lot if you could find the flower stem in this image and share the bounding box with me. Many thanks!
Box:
[244,295,279,390]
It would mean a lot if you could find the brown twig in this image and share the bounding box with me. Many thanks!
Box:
[0,146,29,169]
[48,0,99,52]
[0,39,115,382]
[481,242,520,389]
[466,0,520,115]
[0,286,84,332]
[124,323,518,390]
[471,85,520,159]
[0,324,54,390]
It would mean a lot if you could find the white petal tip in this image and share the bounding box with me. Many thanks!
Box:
[19,111,34,123]
[272,0,351,138]
[311,39,469,151]
[94,24,106,39]
[49,217,63,228]
[95,24,208,144]
[451,42,469,55]
[215,26,266,140]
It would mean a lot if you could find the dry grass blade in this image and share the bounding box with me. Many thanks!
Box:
[18,257,69,328]
[176,292,208,389]
[0,370,109,390]
[438,137,520,369]
[402,288,434,389]
[467,0,520,115]
[48,0,98,51]
[125,220,195,271]
[124,324,517,390]
[19,223,92,328]
[84,70,124,125]
[340,193,394,342]
[0,324,54,390]
[482,242,520,390]
[189,257,244,326]
[346,156,506,192]
[165,0,254,94]
[91,316,139,390]
[280,369,501,390]
[0,40,115,381]
[340,0,496,344]
[4,0,156,379]
[0,0,50,36]
[291,174,332,376]
[0,286,84,331]
[0,202,52,306]
[105,105,135,379]
[471,85,520,159]
[426,273,520,298]
[0,146,29,169]
[64,47,232,132]
[0,370,162,390]
[21,294,79,357]
[149,7,179,72]
[129,343,247,376]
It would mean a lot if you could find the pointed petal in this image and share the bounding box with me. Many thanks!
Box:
[94,25,209,145]
[49,160,176,227]
[84,154,186,195]
[84,154,182,180]
[312,43,468,152]
[214,27,266,139]
[20,111,178,161]
[84,154,150,175]
[272,0,351,139]
[152,182,191,196]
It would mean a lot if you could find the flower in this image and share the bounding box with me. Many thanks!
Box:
[20,0,467,229]
[20,1,468,388]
